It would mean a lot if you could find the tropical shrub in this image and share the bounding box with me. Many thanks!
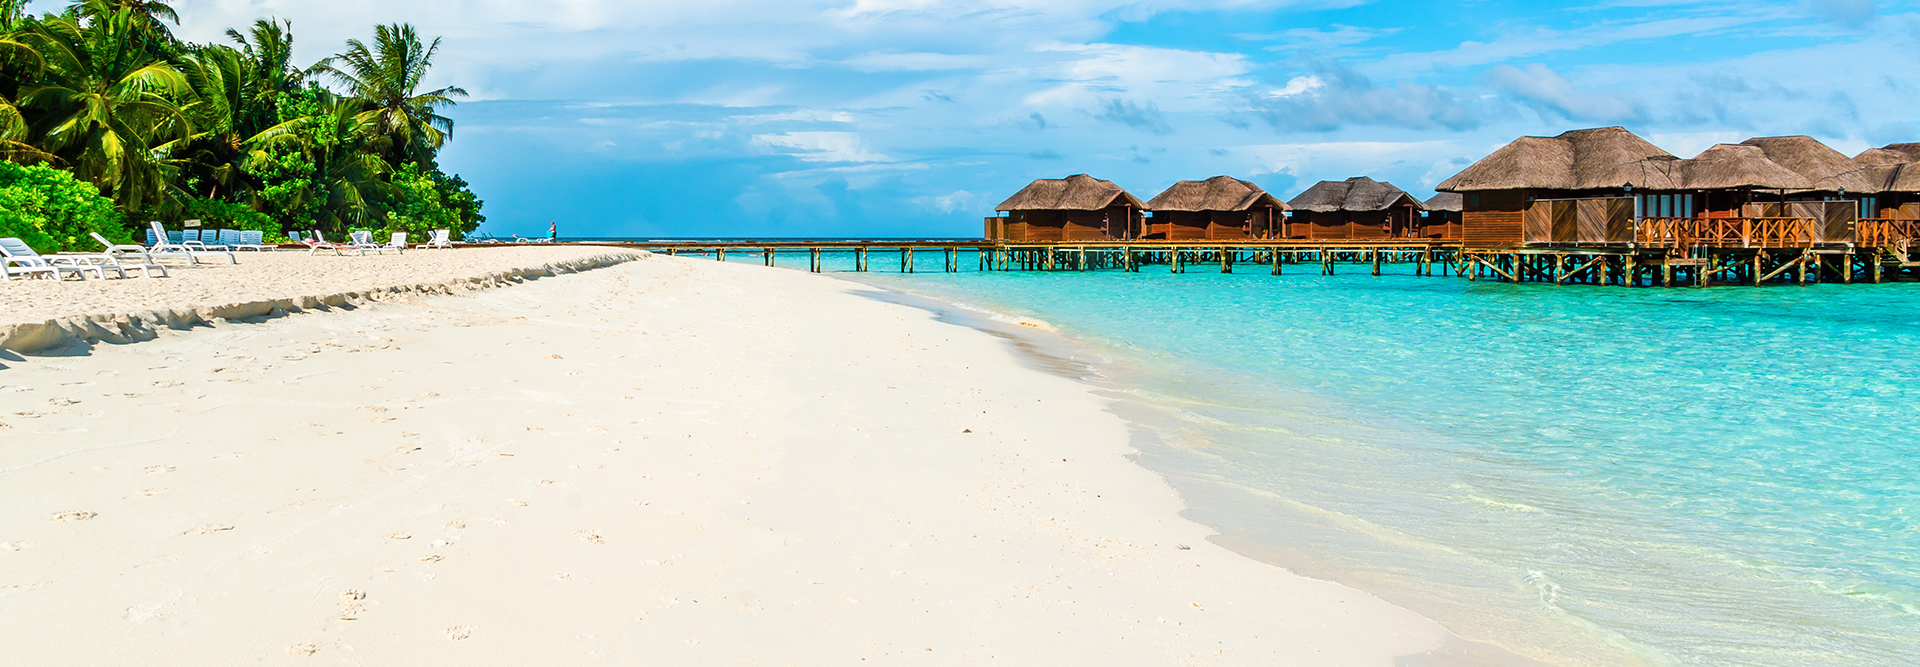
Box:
[382,162,459,240]
[0,161,128,253]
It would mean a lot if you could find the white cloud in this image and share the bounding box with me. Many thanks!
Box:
[1486,64,1647,123]
[752,131,890,162]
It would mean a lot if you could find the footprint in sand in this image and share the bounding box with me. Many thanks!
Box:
[576,531,604,544]
[136,488,164,497]
[45,398,77,407]
[192,524,234,535]
[286,643,319,656]
[446,626,473,640]
[388,532,412,540]
[444,519,466,530]
[146,465,174,474]
[51,511,96,522]
[419,554,444,563]
[1,541,26,551]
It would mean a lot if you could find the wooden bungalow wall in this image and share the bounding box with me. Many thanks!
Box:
[1003,207,1140,241]
[1461,191,1528,247]
[1523,198,1633,244]
[1150,210,1281,240]
[1421,212,1462,239]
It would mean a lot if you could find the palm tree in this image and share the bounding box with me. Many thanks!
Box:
[315,23,464,164]
[0,37,59,165]
[71,0,180,44]
[226,18,309,132]
[246,97,393,233]
[16,10,192,209]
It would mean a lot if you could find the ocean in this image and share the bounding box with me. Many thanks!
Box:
[695,247,1919,666]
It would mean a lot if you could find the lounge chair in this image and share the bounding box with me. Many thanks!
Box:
[0,237,107,280]
[182,223,232,253]
[226,230,277,252]
[147,221,234,265]
[81,232,168,278]
[348,230,390,254]
[415,229,452,249]
[303,230,363,256]
[382,232,407,254]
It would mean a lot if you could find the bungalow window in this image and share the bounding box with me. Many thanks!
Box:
[1636,194,1694,218]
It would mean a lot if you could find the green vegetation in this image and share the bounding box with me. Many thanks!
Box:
[0,1,482,252]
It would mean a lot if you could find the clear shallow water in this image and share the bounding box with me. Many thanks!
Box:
[704,250,1920,666]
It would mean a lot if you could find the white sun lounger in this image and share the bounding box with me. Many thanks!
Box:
[348,230,388,254]
[303,230,363,256]
[1,237,107,280]
[147,221,234,264]
[382,232,408,254]
[415,229,452,249]
[82,232,168,278]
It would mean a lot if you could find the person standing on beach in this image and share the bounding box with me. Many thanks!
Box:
[549,221,557,242]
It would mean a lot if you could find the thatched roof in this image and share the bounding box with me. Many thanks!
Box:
[1288,176,1425,213]
[1436,126,1682,192]
[995,174,1144,211]
[1739,136,1879,193]
[1425,192,1462,212]
[1679,144,1812,190]
[1880,143,1920,162]
[1855,148,1913,165]
[1144,176,1289,212]
[1854,145,1920,193]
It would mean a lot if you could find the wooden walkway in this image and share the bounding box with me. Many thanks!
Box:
[591,240,1920,286]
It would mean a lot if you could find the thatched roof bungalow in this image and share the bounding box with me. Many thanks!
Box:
[1436,126,1682,246]
[1142,176,1289,241]
[1436,127,1863,246]
[1284,176,1426,240]
[989,174,1145,241]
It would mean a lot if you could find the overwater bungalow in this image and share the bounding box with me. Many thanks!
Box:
[1284,176,1426,240]
[1142,176,1289,241]
[1437,127,1856,247]
[1422,192,1463,240]
[988,174,1145,241]
[1437,126,1679,246]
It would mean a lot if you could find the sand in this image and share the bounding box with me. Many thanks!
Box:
[0,246,637,353]
[0,252,1454,664]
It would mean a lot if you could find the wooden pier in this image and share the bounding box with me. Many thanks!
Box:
[592,239,1920,287]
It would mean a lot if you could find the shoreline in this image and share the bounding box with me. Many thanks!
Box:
[841,275,1561,667]
[2,253,1458,664]
[0,247,639,354]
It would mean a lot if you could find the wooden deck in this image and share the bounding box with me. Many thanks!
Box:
[580,239,1920,286]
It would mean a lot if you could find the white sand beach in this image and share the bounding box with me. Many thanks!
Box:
[0,251,1461,664]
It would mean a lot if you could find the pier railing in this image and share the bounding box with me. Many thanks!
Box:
[1632,217,1818,249]
[1858,218,1920,247]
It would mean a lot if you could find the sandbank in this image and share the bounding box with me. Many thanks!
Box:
[0,251,1457,664]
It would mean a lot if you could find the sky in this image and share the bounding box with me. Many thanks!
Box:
[61,0,1920,237]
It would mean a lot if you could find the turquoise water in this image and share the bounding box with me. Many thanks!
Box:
[708,250,1920,665]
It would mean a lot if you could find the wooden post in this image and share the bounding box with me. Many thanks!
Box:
[1080,247,1089,272]
[1662,259,1672,287]
[1798,252,1808,286]
[857,247,867,272]
[1874,254,1884,283]
[764,247,774,267]
[1271,248,1281,276]
[811,248,822,273]
[1843,251,1853,284]
[1371,249,1381,276]
[1124,246,1135,272]
[1220,247,1231,274]
[717,248,726,262]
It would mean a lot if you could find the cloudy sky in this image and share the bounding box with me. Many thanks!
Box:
[86,0,1920,237]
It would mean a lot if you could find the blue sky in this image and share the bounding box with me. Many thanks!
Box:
[139,1,1920,236]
